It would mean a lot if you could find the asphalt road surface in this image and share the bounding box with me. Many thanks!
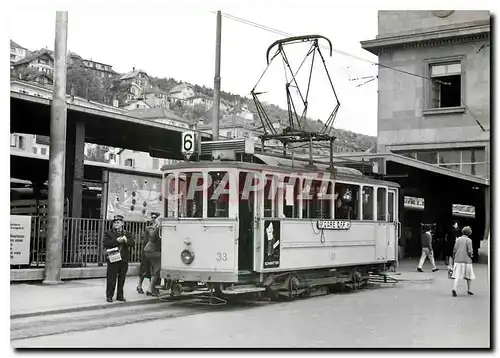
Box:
[12,265,489,348]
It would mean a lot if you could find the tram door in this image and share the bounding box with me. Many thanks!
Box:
[238,172,255,272]
[387,189,399,261]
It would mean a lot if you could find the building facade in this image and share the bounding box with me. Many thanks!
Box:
[81,59,116,78]
[10,40,29,65]
[361,10,490,181]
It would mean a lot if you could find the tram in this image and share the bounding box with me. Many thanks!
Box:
[158,154,401,301]
[158,34,401,302]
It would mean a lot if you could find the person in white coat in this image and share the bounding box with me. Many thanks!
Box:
[451,226,475,297]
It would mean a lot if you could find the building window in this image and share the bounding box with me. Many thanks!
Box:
[17,136,25,150]
[109,153,116,162]
[226,131,232,139]
[41,147,47,156]
[10,134,17,147]
[32,147,38,155]
[396,147,487,178]
[416,151,438,164]
[152,158,159,170]
[429,62,462,108]
[125,158,135,167]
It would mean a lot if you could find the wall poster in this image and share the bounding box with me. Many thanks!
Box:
[106,171,164,222]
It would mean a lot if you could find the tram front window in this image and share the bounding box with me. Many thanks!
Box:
[208,171,230,218]
[178,172,204,218]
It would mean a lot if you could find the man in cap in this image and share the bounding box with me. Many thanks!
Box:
[104,215,135,302]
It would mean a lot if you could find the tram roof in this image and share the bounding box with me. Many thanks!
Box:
[160,157,400,187]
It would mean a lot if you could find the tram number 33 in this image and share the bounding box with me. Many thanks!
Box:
[217,252,228,262]
[181,131,195,154]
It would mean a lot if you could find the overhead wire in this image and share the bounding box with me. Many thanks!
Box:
[214,10,489,133]
[213,10,451,86]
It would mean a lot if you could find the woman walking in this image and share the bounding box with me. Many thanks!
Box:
[451,226,475,297]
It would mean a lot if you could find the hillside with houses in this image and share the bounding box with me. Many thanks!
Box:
[10,39,377,158]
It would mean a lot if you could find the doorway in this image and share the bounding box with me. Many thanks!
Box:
[238,172,255,272]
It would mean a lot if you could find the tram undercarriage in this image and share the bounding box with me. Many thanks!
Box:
[156,264,399,306]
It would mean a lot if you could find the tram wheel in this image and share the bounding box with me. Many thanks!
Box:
[171,283,183,297]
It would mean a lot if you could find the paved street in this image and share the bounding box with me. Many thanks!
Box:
[12,263,489,348]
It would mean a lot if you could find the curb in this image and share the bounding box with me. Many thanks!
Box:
[11,297,163,320]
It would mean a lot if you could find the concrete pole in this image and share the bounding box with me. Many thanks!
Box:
[43,11,68,285]
[212,10,222,141]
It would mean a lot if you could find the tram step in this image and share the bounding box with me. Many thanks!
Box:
[222,286,266,295]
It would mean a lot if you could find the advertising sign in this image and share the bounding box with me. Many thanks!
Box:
[107,172,164,222]
[263,220,281,269]
[10,215,31,265]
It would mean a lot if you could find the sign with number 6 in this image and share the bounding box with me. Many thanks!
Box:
[181,131,195,154]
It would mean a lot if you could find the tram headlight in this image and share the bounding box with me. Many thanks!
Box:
[181,249,194,265]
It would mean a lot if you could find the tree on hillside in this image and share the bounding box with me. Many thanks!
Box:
[11,66,46,81]
[85,145,110,162]
[66,67,119,104]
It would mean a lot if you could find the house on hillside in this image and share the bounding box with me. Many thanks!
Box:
[81,58,117,78]
[169,83,196,107]
[127,107,190,129]
[118,68,151,104]
[10,40,29,65]
[185,94,214,109]
[121,99,152,110]
[122,86,171,110]
[12,49,54,75]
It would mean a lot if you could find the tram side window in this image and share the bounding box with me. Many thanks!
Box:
[264,175,277,218]
[334,183,360,220]
[163,173,177,218]
[388,191,395,222]
[362,186,374,220]
[178,172,204,218]
[208,171,230,218]
[303,180,332,219]
[377,187,387,221]
[283,177,300,218]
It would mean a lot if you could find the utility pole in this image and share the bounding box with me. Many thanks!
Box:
[43,11,68,285]
[212,10,222,141]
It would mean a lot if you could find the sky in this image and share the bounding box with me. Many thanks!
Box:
[5,0,380,136]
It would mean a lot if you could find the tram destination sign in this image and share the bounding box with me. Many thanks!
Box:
[316,220,351,230]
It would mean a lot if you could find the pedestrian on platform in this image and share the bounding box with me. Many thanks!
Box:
[104,215,135,303]
[136,214,156,294]
[451,226,475,297]
[417,224,439,273]
[144,212,162,296]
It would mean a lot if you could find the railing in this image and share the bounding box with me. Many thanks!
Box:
[25,216,147,268]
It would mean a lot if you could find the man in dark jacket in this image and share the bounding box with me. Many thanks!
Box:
[104,215,135,302]
[417,223,439,273]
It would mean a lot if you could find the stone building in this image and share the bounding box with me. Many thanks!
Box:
[361,10,490,181]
